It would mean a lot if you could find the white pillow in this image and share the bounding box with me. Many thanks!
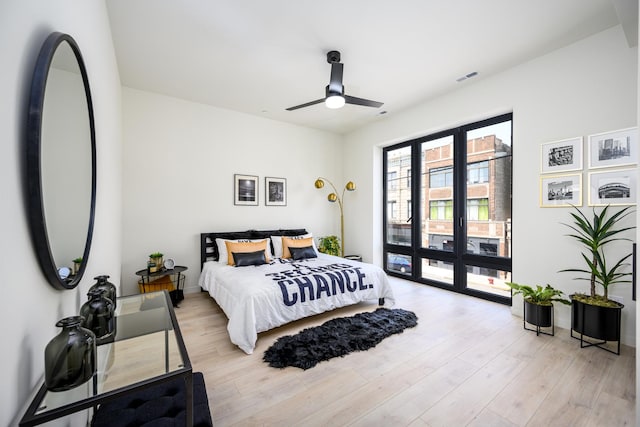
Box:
[271,233,317,258]
[216,238,273,264]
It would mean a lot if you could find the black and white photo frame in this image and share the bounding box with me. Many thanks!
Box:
[540,137,583,174]
[265,177,287,206]
[234,174,258,206]
[540,173,582,208]
[588,168,637,206]
[588,127,637,169]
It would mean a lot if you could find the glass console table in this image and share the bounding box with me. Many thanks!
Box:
[20,291,193,426]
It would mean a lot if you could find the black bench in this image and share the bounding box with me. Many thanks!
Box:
[91,372,212,427]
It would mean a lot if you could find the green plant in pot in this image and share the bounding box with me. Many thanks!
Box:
[317,236,341,257]
[72,257,83,275]
[149,252,164,273]
[560,204,635,352]
[507,282,570,335]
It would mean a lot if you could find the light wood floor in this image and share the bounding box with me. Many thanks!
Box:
[175,277,636,426]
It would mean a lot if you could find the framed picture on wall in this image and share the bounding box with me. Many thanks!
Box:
[540,173,582,208]
[234,174,258,206]
[588,127,638,169]
[588,168,637,206]
[265,177,286,206]
[540,137,583,174]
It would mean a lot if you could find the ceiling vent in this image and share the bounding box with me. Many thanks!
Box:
[456,71,478,82]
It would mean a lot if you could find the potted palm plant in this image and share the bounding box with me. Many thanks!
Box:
[507,282,570,335]
[560,205,635,354]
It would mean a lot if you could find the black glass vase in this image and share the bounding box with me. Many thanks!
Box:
[80,288,116,345]
[44,316,96,391]
[90,275,117,309]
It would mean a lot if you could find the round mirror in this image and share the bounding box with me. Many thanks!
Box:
[26,32,96,290]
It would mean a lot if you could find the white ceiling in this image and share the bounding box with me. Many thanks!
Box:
[106,0,631,135]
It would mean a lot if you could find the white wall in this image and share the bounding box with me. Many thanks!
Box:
[0,1,122,425]
[120,88,343,296]
[344,25,638,345]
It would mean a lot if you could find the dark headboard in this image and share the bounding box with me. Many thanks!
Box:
[200,229,308,269]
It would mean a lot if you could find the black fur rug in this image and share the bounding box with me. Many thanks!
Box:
[263,308,418,370]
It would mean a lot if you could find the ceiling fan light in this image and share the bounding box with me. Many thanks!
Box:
[325,94,345,109]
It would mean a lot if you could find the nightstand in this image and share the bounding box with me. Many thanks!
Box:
[135,266,187,307]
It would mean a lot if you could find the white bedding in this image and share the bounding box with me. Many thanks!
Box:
[198,253,395,354]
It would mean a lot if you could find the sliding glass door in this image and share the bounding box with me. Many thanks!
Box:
[383,114,512,303]
[385,145,413,275]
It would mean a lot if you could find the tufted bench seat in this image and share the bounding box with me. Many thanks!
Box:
[91,372,212,427]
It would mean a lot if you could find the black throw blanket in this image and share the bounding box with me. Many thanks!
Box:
[263,308,418,369]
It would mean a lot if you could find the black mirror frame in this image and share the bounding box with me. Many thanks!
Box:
[26,32,97,290]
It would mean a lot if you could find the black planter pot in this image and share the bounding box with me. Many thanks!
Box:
[524,300,552,327]
[571,297,623,354]
[523,300,554,336]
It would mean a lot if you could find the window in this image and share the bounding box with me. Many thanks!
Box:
[429,167,453,188]
[383,113,512,305]
[388,171,397,189]
[468,161,489,184]
[467,198,489,220]
[387,200,397,219]
[429,200,453,220]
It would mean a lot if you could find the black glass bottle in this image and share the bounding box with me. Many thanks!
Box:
[44,316,96,391]
[80,288,116,344]
[90,275,117,309]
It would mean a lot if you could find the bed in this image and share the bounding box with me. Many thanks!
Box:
[198,229,395,354]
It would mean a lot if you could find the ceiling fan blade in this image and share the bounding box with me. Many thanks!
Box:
[329,62,343,94]
[286,98,325,111]
[344,95,383,108]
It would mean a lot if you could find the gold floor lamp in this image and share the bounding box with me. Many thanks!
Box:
[314,177,356,257]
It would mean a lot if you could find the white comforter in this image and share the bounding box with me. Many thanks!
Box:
[198,254,395,354]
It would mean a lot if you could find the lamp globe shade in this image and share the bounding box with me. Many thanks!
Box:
[325,95,345,109]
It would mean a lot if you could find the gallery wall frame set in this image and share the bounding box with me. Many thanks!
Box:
[234,174,259,206]
[588,168,638,206]
[233,174,287,206]
[587,127,637,169]
[265,177,287,206]
[539,173,582,208]
[539,127,637,207]
[540,137,583,174]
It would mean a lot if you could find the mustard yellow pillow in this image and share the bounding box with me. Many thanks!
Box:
[225,239,270,266]
[282,236,314,259]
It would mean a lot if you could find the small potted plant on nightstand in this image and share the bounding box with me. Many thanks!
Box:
[149,252,164,273]
[72,257,83,275]
[317,235,341,257]
[507,282,570,336]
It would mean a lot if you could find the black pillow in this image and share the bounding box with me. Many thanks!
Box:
[289,246,317,260]
[232,250,267,267]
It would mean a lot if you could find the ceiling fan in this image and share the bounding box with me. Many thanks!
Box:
[286,50,383,111]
